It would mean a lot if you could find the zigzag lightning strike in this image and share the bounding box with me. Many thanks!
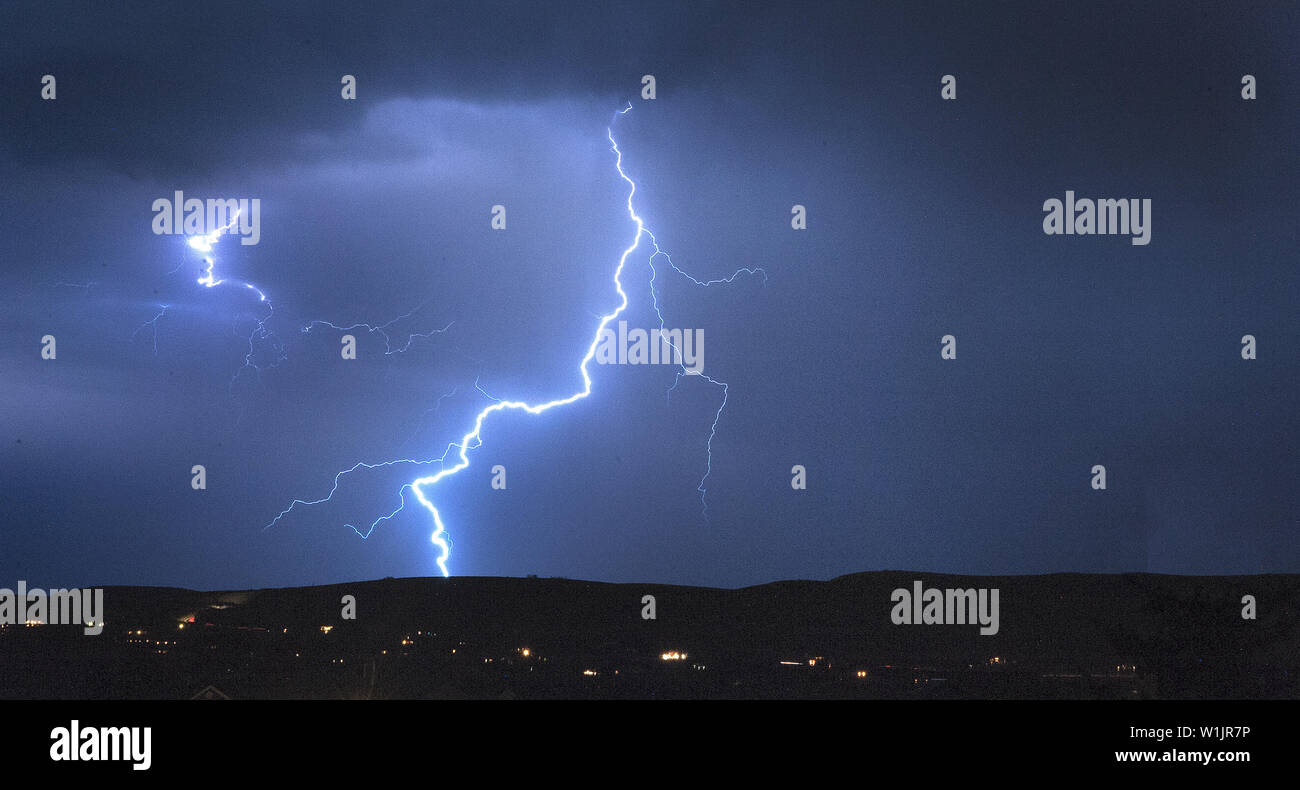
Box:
[265,103,764,575]
[302,300,454,355]
[178,208,286,387]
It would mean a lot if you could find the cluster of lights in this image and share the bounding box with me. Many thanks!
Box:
[660,651,687,661]
[128,633,178,648]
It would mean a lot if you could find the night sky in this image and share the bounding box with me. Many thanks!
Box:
[1,1,1296,591]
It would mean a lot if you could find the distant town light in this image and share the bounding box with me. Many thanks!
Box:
[660,651,687,661]
[583,669,598,676]
[520,648,531,657]
[320,625,333,634]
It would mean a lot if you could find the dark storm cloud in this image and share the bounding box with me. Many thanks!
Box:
[1,1,1297,589]
[0,0,814,175]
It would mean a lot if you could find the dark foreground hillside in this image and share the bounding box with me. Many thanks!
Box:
[2,572,1295,699]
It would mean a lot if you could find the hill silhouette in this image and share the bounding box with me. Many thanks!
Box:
[1,572,1295,699]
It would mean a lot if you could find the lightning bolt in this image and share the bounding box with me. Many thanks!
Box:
[177,208,287,389]
[188,209,248,291]
[52,280,98,293]
[266,102,763,575]
[167,204,451,400]
[398,386,460,451]
[646,235,765,521]
[301,300,454,355]
[131,303,170,355]
[18,278,98,300]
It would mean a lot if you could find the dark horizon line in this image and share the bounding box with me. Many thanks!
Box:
[57,567,1300,596]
